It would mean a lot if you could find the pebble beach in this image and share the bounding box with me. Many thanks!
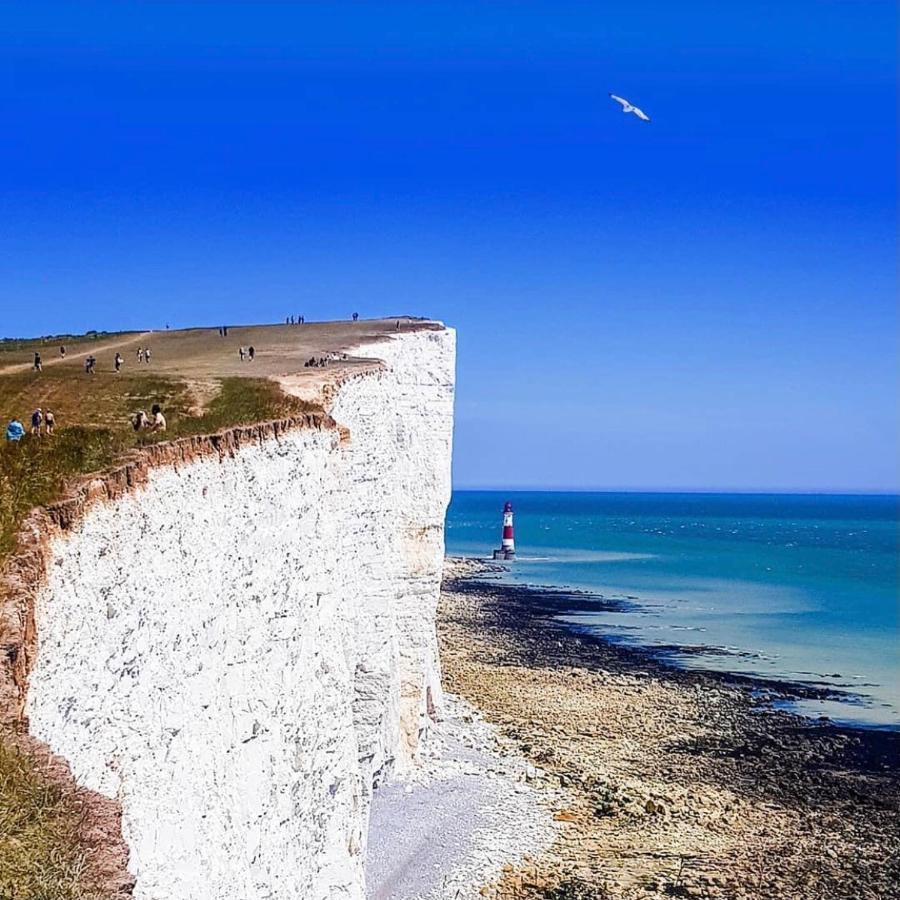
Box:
[438,558,900,899]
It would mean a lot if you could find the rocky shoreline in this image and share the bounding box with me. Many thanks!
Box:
[437,558,899,900]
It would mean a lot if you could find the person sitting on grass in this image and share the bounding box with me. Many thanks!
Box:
[151,403,166,432]
[5,419,25,442]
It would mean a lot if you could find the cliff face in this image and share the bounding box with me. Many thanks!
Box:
[22,328,455,900]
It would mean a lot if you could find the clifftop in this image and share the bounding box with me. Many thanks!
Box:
[0,317,444,417]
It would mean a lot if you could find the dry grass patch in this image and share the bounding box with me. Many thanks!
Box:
[0,332,132,366]
[0,740,105,900]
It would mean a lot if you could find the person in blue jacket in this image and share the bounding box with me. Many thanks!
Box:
[5,419,25,441]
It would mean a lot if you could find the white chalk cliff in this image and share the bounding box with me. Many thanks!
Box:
[23,327,455,899]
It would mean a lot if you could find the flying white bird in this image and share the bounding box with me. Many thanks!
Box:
[609,93,651,122]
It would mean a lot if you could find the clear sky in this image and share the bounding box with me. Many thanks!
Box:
[2,2,897,492]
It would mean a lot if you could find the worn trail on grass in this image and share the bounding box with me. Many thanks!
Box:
[0,332,151,374]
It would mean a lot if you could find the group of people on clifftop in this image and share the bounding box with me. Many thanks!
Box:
[130,404,167,433]
[5,407,56,442]
[7,405,166,443]
[30,344,154,377]
[285,311,361,325]
[304,352,349,368]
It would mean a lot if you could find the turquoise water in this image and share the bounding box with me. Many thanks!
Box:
[446,491,900,728]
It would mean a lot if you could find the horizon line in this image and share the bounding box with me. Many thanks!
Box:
[451,486,900,497]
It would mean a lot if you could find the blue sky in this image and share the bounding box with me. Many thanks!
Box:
[2,2,896,491]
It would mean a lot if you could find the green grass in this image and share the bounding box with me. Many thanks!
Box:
[0,374,313,560]
[0,740,105,900]
[0,373,314,897]
[147,376,314,440]
[0,427,125,559]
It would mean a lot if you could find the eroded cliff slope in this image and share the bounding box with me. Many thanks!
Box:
[20,327,455,899]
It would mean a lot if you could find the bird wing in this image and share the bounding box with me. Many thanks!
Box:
[609,94,630,108]
[632,107,651,122]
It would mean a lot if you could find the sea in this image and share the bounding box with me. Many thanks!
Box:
[446,491,900,730]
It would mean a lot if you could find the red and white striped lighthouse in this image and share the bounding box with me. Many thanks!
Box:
[493,501,516,560]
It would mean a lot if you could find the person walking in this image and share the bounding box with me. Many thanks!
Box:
[114,352,123,373]
[44,409,56,435]
[33,352,42,372]
[137,346,143,362]
[239,346,246,361]
[150,403,167,432]
[30,408,43,435]
[59,345,66,358]
[5,419,25,442]
[144,347,152,363]
[248,346,255,361]
[352,312,358,322]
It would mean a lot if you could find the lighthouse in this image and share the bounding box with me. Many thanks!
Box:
[492,501,516,560]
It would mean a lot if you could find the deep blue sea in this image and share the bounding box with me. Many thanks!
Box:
[446,491,900,729]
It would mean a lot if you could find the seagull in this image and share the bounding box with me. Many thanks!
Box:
[609,93,651,122]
